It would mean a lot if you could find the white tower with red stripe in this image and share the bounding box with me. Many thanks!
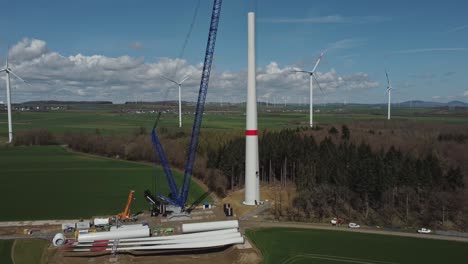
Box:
[244,12,260,206]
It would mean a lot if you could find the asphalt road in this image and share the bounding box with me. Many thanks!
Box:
[240,220,468,243]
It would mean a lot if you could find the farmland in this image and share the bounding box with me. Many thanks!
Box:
[0,240,13,264]
[0,239,48,264]
[0,146,210,221]
[0,105,467,138]
[246,227,468,264]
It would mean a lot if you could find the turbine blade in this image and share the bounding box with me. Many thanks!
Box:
[6,46,9,68]
[160,76,178,85]
[9,70,27,83]
[311,50,326,73]
[290,70,312,74]
[179,74,190,84]
[385,70,390,85]
[312,73,324,94]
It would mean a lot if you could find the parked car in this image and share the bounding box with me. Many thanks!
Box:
[417,228,432,234]
[348,222,360,228]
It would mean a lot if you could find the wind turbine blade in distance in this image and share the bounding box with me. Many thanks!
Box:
[385,70,391,86]
[160,76,179,85]
[312,73,324,93]
[179,74,191,84]
[290,70,312,74]
[311,50,326,73]
[9,70,28,84]
[6,46,9,68]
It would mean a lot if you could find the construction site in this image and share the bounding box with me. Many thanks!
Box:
[2,0,468,263]
[0,0,265,262]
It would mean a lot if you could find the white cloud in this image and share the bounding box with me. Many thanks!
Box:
[463,91,468,97]
[1,38,379,103]
[9,38,48,62]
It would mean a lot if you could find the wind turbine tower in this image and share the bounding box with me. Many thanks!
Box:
[244,11,260,205]
[1,51,27,143]
[385,70,392,120]
[162,75,190,128]
[291,51,325,128]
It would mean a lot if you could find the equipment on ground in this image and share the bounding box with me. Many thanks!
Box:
[116,190,137,222]
[144,190,160,216]
[149,0,223,214]
[52,233,66,246]
[417,228,432,234]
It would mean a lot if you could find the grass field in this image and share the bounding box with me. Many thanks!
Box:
[0,106,467,137]
[12,239,49,264]
[0,240,13,264]
[246,228,468,264]
[0,146,210,221]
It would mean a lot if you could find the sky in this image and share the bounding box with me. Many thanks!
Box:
[0,0,467,104]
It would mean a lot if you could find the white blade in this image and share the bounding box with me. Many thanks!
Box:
[290,70,312,74]
[385,70,391,87]
[161,76,179,85]
[179,74,190,85]
[6,46,9,68]
[9,70,28,83]
[312,73,324,93]
[311,50,326,73]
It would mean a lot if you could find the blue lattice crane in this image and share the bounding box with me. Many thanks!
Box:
[150,0,223,210]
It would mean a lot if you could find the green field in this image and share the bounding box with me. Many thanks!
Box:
[0,239,48,264]
[0,146,210,221]
[1,106,467,137]
[246,228,468,264]
[0,240,13,264]
[12,239,49,264]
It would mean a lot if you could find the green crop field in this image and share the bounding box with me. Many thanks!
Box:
[12,239,49,264]
[0,146,210,221]
[0,240,13,264]
[0,105,467,137]
[246,228,468,264]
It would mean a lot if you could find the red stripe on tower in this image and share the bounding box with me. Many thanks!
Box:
[245,130,258,136]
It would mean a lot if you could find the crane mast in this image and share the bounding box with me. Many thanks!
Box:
[150,0,223,210]
[179,0,222,207]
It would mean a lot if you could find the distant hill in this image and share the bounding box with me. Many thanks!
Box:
[397,100,468,108]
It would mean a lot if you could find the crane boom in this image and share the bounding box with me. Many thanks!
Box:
[151,113,179,205]
[117,190,135,220]
[179,0,223,207]
[149,0,223,209]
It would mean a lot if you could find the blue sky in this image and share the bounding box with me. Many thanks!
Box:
[1,0,467,103]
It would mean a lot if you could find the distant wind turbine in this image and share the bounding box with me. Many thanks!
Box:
[161,75,190,128]
[0,49,28,143]
[291,50,326,127]
[385,70,392,120]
